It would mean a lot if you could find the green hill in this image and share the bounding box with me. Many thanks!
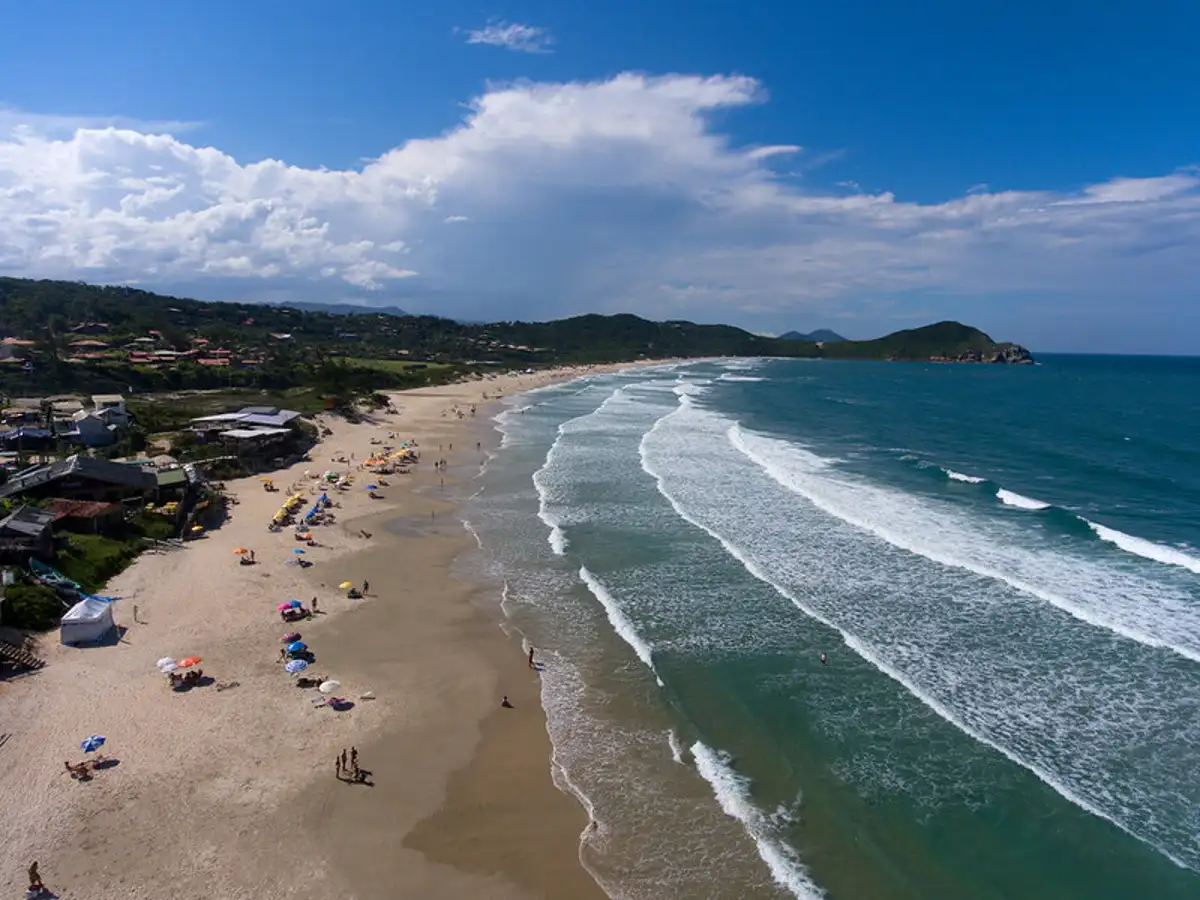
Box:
[821,321,1033,362]
[779,329,846,342]
[0,278,1032,399]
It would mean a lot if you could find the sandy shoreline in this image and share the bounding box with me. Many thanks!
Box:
[0,362,667,899]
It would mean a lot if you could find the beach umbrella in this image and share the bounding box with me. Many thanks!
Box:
[339,581,353,590]
[286,641,307,653]
[366,484,378,491]
[276,602,292,612]
[281,632,301,643]
[287,599,303,608]
[285,659,308,674]
[292,548,305,555]
[233,548,249,555]
[318,680,340,694]
[178,657,202,667]
[80,735,106,753]
[157,657,177,669]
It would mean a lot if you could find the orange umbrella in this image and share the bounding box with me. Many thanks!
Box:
[233,548,249,554]
[178,657,202,667]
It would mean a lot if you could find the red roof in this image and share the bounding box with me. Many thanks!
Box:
[198,358,231,366]
[49,498,123,520]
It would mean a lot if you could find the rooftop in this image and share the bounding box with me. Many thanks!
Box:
[0,505,56,537]
[0,454,158,500]
[220,427,293,440]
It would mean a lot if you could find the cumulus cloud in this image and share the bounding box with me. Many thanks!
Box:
[464,21,554,54]
[0,73,1198,335]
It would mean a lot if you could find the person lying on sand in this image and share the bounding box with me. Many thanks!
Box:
[64,761,90,779]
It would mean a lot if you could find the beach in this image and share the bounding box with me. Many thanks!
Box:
[0,364,636,900]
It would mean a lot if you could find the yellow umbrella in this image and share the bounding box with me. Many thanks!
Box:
[339,581,353,590]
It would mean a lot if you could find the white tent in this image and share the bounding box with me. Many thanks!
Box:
[60,596,115,645]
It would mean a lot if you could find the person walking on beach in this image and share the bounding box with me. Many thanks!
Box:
[528,647,535,669]
[362,580,369,596]
[311,596,319,614]
[28,860,43,892]
[350,746,358,770]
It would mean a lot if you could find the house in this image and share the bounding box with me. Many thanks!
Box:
[65,410,117,448]
[190,407,301,436]
[91,394,128,425]
[48,498,125,534]
[0,454,158,503]
[69,322,110,335]
[0,505,55,558]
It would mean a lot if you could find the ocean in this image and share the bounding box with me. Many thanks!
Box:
[458,355,1200,900]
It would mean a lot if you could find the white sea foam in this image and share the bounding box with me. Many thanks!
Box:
[1087,521,1200,575]
[579,565,662,685]
[945,469,987,484]
[641,394,1200,871]
[667,729,685,764]
[691,741,824,900]
[461,519,484,550]
[996,489,1051,510]
[718,373,766,382]
[730,426,1200,664]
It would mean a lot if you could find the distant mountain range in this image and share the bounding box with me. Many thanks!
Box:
[778,329,847,343]
[262,300,411,318]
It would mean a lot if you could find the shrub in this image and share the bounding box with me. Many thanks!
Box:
[2,583,63,631]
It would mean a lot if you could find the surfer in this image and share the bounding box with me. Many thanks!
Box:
[820,653,827,666]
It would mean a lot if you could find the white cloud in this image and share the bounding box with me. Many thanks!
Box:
[0,73,1198,337]
[464,21,554,54]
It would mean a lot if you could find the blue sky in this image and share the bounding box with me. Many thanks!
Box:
[1,0,1198,352]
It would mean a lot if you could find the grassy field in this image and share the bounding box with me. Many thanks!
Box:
[126,387,327,433]
[343,357,451,375]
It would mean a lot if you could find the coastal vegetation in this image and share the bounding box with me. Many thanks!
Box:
[0,277,1033,403]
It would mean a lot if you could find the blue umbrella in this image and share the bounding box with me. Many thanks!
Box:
[366,484,378,491]
[286,641,307,653]
[285,659,308,674]
[81,735,106,753]
[292,548,305,554]
[287,599,302,608]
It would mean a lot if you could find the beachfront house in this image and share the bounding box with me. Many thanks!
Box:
[190,407,302,442]
[65,410,118,448]
[0,505,55,560]
[90,394,128,425]
[0,455,158,505]
[48,499,125,535]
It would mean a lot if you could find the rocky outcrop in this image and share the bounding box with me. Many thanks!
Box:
[927,344,1034,364]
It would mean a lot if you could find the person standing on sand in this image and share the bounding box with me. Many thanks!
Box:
[312,596,319,614]
[528,647,535,669]
[350,746,358,770]
[341,749,347,771]
[362,580,369,596]
[28,860,42,890]
[336,757,342,780]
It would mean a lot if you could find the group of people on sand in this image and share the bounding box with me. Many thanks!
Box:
[167,668,205,689]
[335,746,370,784]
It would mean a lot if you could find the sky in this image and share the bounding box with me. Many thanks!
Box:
[1,1,1198,352]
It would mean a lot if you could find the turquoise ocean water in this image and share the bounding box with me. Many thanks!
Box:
[458,355,1200,899]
